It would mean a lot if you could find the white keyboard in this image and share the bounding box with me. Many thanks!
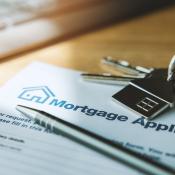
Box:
[0,0,60,30]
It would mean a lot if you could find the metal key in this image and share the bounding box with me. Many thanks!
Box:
[102,56,154,76]
[81,73,141,85]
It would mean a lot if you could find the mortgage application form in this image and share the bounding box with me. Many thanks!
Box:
[0,62,174,174]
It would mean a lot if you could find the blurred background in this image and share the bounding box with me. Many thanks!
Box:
[0,0,175,84]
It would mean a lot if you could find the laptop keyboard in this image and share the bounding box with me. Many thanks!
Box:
[0,0,59,30]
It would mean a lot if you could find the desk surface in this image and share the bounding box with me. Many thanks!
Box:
[0,5,175,86]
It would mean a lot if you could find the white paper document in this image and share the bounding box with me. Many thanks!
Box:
[0,62,175,174]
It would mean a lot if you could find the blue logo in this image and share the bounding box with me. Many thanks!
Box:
[18,86,55,104]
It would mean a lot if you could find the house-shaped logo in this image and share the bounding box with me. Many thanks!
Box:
[18,86,55,104]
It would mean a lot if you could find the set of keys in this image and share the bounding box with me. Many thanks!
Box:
[81,56,175,120]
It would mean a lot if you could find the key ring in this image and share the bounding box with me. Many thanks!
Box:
[167,55,175,91]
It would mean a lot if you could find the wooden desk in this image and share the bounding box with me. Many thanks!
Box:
[0,5,175,85]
